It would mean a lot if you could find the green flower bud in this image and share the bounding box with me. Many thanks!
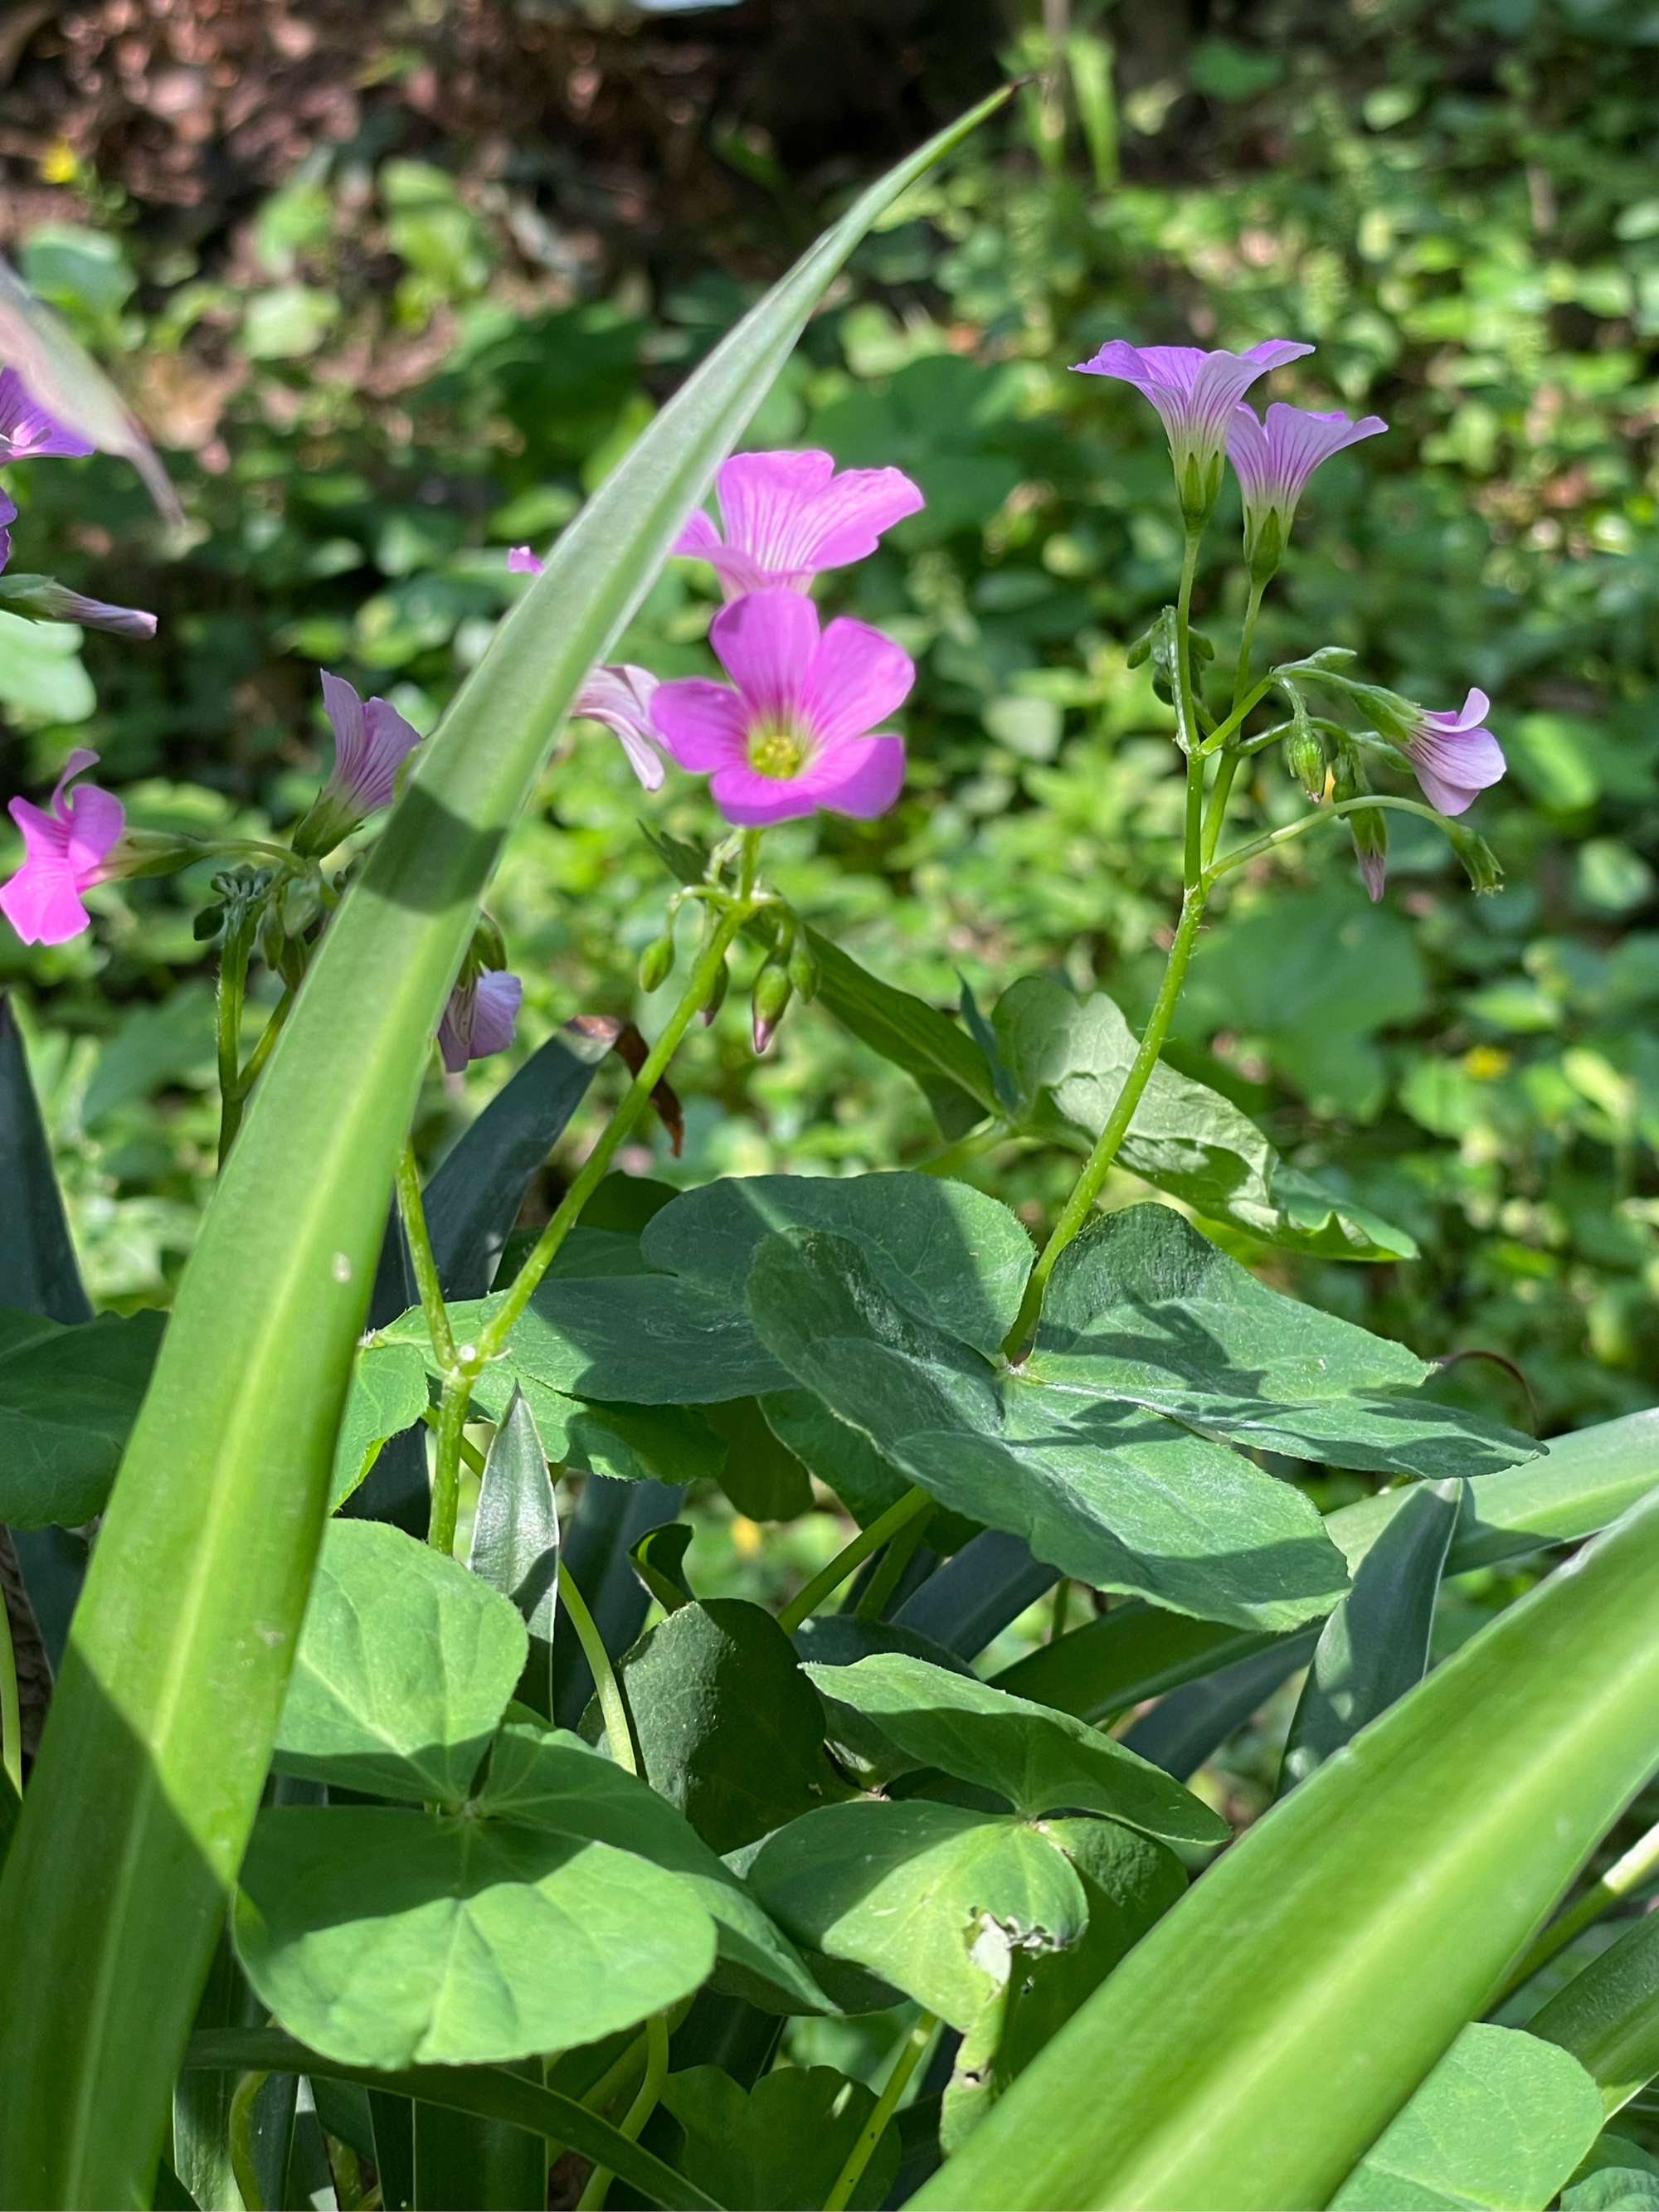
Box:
[1284,695,1329,800]
[1447,822,1503,896]
[786,933,821,1002]
[700,955,730,1024]
[752,960,794,1054]
[638,933,676,993]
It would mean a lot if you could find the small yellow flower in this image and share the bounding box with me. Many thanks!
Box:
[1462,1045,1511,1082]
[39,139,77,186]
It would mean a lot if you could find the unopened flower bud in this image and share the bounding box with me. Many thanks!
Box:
[1447,822,1503,895]
[1349,806,1389,903]
[1126,630,1152,670]
[700,954,730,1024]
[752,960,793,1054]
[470,911,508,974]
[786,932,820,1002]
[1284,696,1328,800]
[277,873,324,938]
[638,932,675,993]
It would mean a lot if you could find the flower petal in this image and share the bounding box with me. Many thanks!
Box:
[771,467,925,577]
[712,450,836,571]
[793,734,907,819]
[706,762,822,827]
[650,678,752,772]
[0,858,90,945]
[708,589,820,722]
[800,616,914,751]
[670,508,723,561]
[471,970,522,1059]
[0,367,95,460]
[357,698,425,812]
[61,782,125,876]
[507,546,545,576]
[319,670,368,786]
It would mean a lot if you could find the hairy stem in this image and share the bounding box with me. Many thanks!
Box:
[426,1384,473,1557]
[824,2012,936,2212]
[1003,884,1208,1356]
[778,1487,936,1636]
[1174,527,1204,886]
[397,1145,457,1374]
[561,1568,639,1777]
[214,912,256,1164]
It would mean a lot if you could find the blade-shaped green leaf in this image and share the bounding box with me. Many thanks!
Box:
[1030,1206,1534,1480]
[183,2026,718,2212]
[749,1799,1087,2030]
[0,92,1010,2205]
[274,1519,527,1801]
[478,1718,825,2012]
[747,1229,1349,1630]
[660,2064,901,2212]
[1532,1903,1659,2112]
[593,1597,852,1852]
[329,1341,431,1513]
[235,1806,715,2069]
[1282,1475,1461,1791]
[988,1602,1286,1723]
[468,1393,559,1716]
[1329,2024,1603,2211]
[992,975,1416,1260]
[0,994,93,1325]
[915,1485,1659,2211]
[803,1652,1226,1846]
[0,1307,166,1529]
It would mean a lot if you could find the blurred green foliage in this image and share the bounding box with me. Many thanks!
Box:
[5,0,1659,1456]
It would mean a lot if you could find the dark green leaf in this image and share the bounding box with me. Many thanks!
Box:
[1562,2137,1659,2210]
[1282,1476,1461,1791]
[479,1719,824,2013]
[1121,1630,1320,1780]
[412,2102,544,2212]
[468,1393,559,1719]
[0,1307,166,1529]
[759,1387,913,1527]
[630,1523,693,1612]
[805,930,995,1141]
[748,1800,1087,2030]
[183,2027,718,2212]
[804,1654,1227,1845]
[330,1342,431,1513]
[1533,1903,1659,2112]
[1030,1208,1534,1480]
[275,1520,527,1801]
[660,2064,901,2211]
[235,1807,716,2069]
[747,1231,1349,1631]
[893,1530,1054,1658]
[703,1398,813,1521]
[1329,2025,1603,2210]
[595,1598,851,1852]
[552,1473,683,1728]
[0,994,92,1325]
[989,1602,1287,1723]
[992,975,1415,1261]
[641,1173,1034,1357]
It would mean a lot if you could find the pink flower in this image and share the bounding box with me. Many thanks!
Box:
[1071,338,1313,520]
[293,672,425,856]
[0,748,124,945]
[439,969,522,1072]
[651,589,912,828]
[507,546,543,576]
[672,449,924,600]
[572,664,667,791]
[1403,690,1506,817]
[0,366,95,462]
[1227,401,1386,576]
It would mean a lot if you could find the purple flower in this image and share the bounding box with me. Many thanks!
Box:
[507,546,543,576]
[0,366,95,462]
[294,672,425,856]
[0,571,156,638]
[1071,338,1313,521]
[673,449,924,600]
[0,747,124,945]
[439,968,522,1072]
[572,664,667,791]
[1403,689,1506,817]
[0,488,15,571]
[1227,401,1386,578]
[651,588,912,828]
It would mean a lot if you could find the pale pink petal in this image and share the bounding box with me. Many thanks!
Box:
[670,509,724,561]
[650,679,752,772]
[470,970,522,1057]
[357,698,424,811]
[507,546,545,576]
[1409,725,1506,816]
[1357,843,1388,902]
[791,734,907,819]
[713,450,836,572]
[1430,687,1491,736]
[800,617,914,751]
[708,589,819,723]
[698,544,779,600]
[572,664,666,791]
[319,670,367,783]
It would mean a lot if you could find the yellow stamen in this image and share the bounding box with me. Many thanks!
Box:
[749,724,805,779]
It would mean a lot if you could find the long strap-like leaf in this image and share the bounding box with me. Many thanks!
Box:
[0,87,1008,2211]
[917,1480,1659,2210]
[182,2032,720,2212]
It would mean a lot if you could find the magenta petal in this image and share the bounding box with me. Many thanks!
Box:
[0,367,95,460]
[650,679,752,772]
[800,617,914,750]
[706,762,821,827]
[713,450,836,571]
[708,590,818,722]
[61,783,124,876]
[507,546,545,576]
[795,734,907,819]
[0,857,90,945]
[670,509,724,561]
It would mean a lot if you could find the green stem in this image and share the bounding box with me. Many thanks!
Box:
[1201,754,1241,868]
[1174,527,1204,887]
[1501,1816,1659,1999]
[1003,882,1208,1357]
[856,1501,935,1621]
[228,2072,269,2212]
[479,895,755,1362]
[577,2011,669,2212]
[561,1568,639,1776]
[426,1384,472,1556]
[918,1125,1006,1179]
[215,913,255,1164]
[232,979,298,1101]
[823,2012,937,2212]
[1231,578,1265,711]
[1209,793,1448,882]
[418,1402,486,1477]
[778,1487,935,1636]
[397,1145,457,1374]
[0,1580,21,1801]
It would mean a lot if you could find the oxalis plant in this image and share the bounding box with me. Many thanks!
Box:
[3,96,1659,2212]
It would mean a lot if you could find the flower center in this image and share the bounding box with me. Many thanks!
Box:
[748,722,806,779]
